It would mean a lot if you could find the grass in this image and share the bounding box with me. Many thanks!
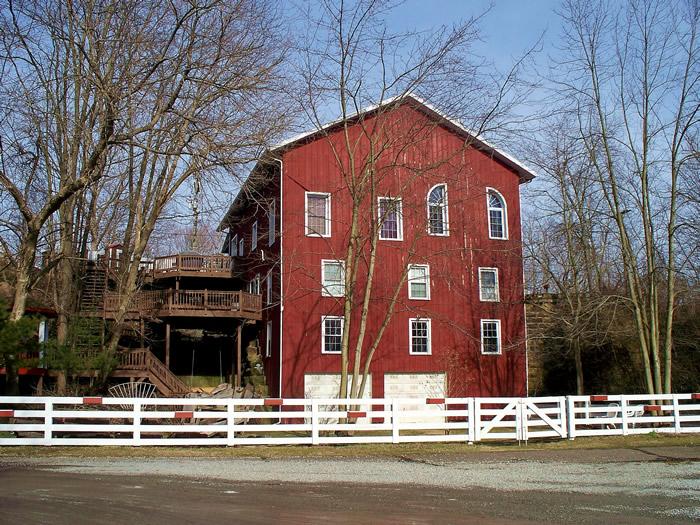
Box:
[0,433,697,459]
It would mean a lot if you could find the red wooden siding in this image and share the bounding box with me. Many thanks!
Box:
[275,104,527,399]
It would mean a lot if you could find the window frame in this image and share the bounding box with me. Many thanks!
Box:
[238,238,244,257]
[266,321,273,358]
[478,267,500,302]
[321,259,345,297]
[305,191,331,238]
[266,273,273,305]
[378,196,404,241]
[251,221,258,251]
[408,317,432,355]
[480,319,502,355]
[248,274,261,295]
[321,315,344,354]
[427,183,449,236]
[407,264,431,300]
[230,234,238,256]
[486,188,508,240]
[268,200,276,246]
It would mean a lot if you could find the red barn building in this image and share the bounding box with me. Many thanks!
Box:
[220,95,535,400]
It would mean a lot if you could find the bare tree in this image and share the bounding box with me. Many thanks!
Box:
[549,0,700,394]
[294,0,532,398]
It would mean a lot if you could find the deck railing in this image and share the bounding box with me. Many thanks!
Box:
[103,290,261,316]
[98,254,233,277]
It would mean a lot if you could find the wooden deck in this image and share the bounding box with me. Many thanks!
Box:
[101,289,262,320]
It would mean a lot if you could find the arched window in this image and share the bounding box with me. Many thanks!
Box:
[487,189,507,239]
[427,184,448,235]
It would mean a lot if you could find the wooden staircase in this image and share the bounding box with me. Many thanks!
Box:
[116,348,190,397]
[80,265,107,311]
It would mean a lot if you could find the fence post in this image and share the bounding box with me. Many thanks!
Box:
[467,398,475,444]
[517,399,528,442]
[392,400,400,444]
[133,400,141,446]
[311,400,319,445]
[559,396,568,439]
[566,396,576,440]
[473,398,481,443]
[44,401,53,446]
[620,397,629,436]
[672,395,681,434]
[227,401,236,446]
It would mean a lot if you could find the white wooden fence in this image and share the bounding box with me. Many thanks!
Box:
[0,393,698,446]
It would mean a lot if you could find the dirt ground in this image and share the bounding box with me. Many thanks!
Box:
[1,444,699,524]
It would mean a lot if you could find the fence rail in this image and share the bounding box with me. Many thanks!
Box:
[0,393,698,447]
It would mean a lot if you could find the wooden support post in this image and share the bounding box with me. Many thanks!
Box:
[139,318,145,348]
[236,323,242,388]
[165,322,171,369]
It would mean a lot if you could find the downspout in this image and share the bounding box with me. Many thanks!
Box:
[272,157,284,398]
[520,180,530,397]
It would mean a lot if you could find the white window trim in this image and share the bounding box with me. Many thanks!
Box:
[305,191,331,238]
[251,221,258,251]
[407,264,431,300]
[238,238,244,257]
[321,259,345,297]
[486,187,508,240]
[378,196,404,241]
[427,183,449,236]
[408,317,432,355]
[268,200,276,246]
[321,315,344,354]
[266,321,273,358]
[266,273,273,305]
[480,319,502,355]
[478,267,500,302]
[231,234,238,256]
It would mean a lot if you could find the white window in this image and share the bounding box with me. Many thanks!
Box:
[321,316,344,354]
[251,221,258,250]
[479,268,499,302]
[266,321,273,358]
[248,274,261,295]
[321,260,345,297]
[481,319,501,354]
[487,189,508,240]
[305,192,331,237]
[409,318,431,355]
[230,234,238,256]
[407,264,430,300]
[378,197,403,240]
[427,184,448,235]
[266,274,273,305]
[268,201,276,246]
[238,238,244,257]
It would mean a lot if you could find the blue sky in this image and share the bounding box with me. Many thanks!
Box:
[390,0,560,70]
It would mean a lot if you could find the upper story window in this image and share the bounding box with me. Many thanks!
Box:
[248,274,261,295]
[266,273,273,305]
[487,189,508,240]
[409,318,431,355]
[306,192,331,237]
[481,319,501,354]
[321,260,345,297]
[230,234,238,256]
[478,268,499,302]
[268,201,276,246]
[427,184,448,236]
[251,221,258,250]
[238,238,244,257]
[321,315,344,354]
[407,264,430,300]
[378,197,403,240]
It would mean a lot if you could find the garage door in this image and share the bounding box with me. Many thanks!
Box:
[304,374,372,423]
[384,373,446,423]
